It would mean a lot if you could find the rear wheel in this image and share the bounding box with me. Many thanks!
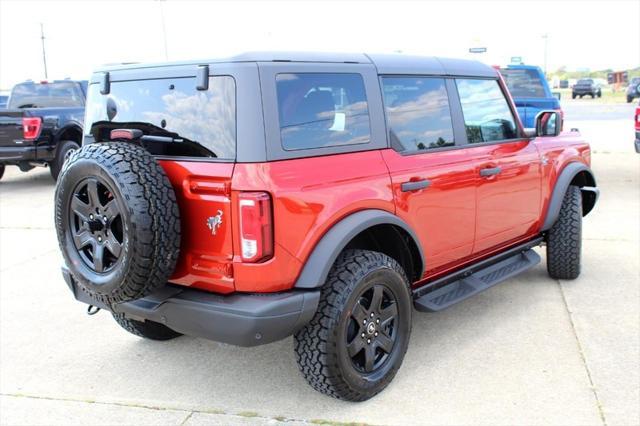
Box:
[50,140,79,180]
[547,185,582,279]
[112,313,182,340]
[294,250,412,401]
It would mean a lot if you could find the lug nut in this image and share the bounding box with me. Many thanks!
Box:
[98,236,102,242]
[370,313,374,318]
[367,339,371,344]
[363,319,367,325]
[103,216,107,222]
[376,319,380,324]
[89,214,94,220]
[375,332,378,337]
[361,333,365,338]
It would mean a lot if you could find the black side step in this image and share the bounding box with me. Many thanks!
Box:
[414,249,541,312]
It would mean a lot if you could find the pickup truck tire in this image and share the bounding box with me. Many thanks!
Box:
[112,313,182,341]
[55,142,180,305]
[546,185,582,279]
[0,164,4,180]
[572,93,577,99]
[50,140,80,181]
[294,249,412,401]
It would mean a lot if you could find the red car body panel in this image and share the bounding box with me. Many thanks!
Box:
[156,76,591,296]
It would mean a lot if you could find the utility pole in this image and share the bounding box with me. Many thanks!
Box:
[40,23,48,79]
[158,0,169,61]
[542,33,549,77]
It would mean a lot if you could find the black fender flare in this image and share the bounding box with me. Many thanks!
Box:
[294,209,425,289]
[54,122,83,145]
[541,162,598,231]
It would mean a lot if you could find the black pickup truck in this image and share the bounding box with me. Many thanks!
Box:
[0,80,86,181]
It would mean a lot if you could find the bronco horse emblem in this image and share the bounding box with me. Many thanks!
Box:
[207,210,224,235]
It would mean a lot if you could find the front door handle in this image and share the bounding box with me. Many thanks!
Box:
[480,167,502,177]
[401,179,431,192]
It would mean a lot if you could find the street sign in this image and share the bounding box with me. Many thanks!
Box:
[469,47,487,53]
[511,56,523,64]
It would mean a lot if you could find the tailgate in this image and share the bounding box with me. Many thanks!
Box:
[159,160,236,294]
[0,110,24,147]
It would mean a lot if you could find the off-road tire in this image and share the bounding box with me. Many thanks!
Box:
[0,164,4,180]
[547,185,582,279]
[112,313,182,340]
[50,140,79,181]
[572,93,577,99]
[294,249,412,401]
[55,142,180,305]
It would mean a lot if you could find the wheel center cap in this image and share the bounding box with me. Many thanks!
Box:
[87,219,104,232]
[366,322,376,335]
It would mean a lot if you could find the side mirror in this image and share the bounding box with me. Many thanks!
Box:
[552,91,561,100]
[535,110,562,137]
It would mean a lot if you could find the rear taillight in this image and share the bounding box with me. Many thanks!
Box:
[22,117,42,140]
[238,192,273,263]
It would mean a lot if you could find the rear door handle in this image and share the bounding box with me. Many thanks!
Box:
[480,167,502,177]
[401,179,431,192]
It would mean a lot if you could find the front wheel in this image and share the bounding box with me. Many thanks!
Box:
[547,185,582,279]
[294,250,412,401]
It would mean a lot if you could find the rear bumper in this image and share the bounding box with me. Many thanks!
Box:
[61,267,320,347]
[0,145,38,162]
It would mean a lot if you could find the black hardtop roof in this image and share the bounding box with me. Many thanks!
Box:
[94,51,497,78]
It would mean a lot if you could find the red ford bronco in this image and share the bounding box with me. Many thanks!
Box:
[55,52,598,401]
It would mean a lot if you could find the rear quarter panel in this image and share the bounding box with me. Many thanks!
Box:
[232,150,394,292]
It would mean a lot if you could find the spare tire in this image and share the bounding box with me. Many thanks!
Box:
[55,142,180,305]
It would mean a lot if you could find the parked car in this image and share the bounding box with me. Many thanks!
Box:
[499,64,562,128]
[55,52,598,401]
[572,78,601,99]
[634,100,640,153]
[627,77,640,103]
[0,80,86,181]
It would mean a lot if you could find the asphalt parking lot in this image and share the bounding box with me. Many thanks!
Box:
[0,101,638,426]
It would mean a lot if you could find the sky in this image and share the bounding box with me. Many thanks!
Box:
[0,0,638,90]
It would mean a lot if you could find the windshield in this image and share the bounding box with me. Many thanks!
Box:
[500,68,547,98]
[8,82,84,109]
[577,79,593,85]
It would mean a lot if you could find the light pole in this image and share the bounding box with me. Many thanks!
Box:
[542,33,549,77]
[158,0,169,61]
[40,23,48,79]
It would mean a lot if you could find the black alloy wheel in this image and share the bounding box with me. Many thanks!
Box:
[346,283,399,374]
[69,177,124,273]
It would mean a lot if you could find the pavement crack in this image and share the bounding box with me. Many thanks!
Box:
[179,411,194,425]
[557,279,608,426]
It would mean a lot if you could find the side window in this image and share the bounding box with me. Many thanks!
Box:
[381,77,454,152]
[456,79,518,143]
[85,76,236,160]
[276,73,371,151]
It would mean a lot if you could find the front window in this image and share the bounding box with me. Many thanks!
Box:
[456,79,518,143]
[8,82,84,109]
[381,77,455,152]
[276,73,371,151]
[500,68,547,98]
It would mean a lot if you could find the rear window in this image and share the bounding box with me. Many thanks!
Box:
[85,76,236,160]
[276,73,371,151]
[8,82,84,109]
[381,77,455,152]
[500,68,547,98]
